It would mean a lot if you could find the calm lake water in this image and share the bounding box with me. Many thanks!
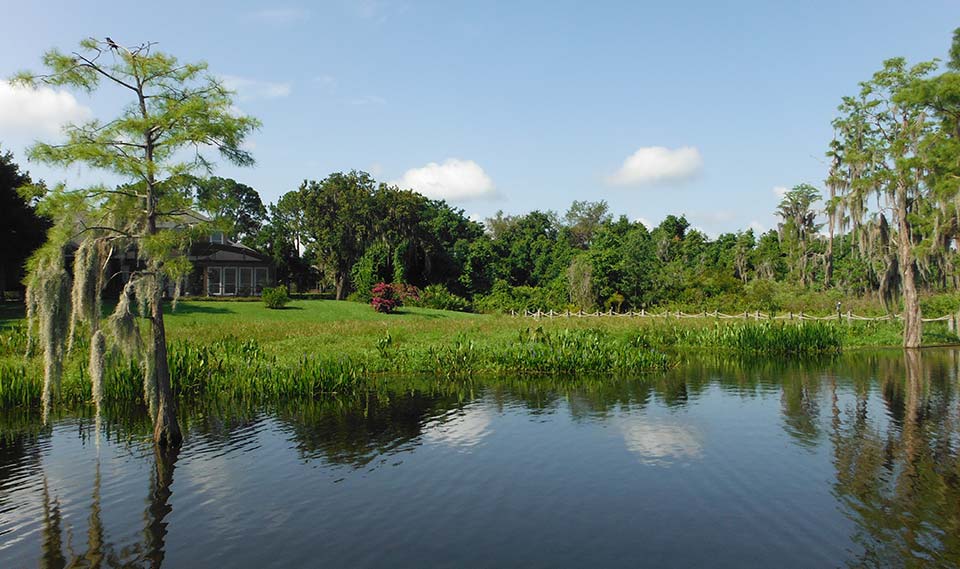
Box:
[2,349,959,568]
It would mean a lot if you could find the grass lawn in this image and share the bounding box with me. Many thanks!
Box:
[164,299,486,363]
[4,298,957,363]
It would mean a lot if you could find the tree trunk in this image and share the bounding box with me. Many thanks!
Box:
[824,234,833,288]
[898,194,922,348]
[335,273,346,300]
[151,285,182,447]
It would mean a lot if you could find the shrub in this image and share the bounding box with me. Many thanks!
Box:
[262,286,291,309]
[392,283,421,304]
[371,282,401,313]
[411,284,471,312]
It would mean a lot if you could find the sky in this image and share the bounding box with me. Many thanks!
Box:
[1,0,959,236]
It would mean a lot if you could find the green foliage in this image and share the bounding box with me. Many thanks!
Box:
[14,38,258,435]
[350,243,389,302]
[262,286,291,309]
[0,147,48,294]
[194,177,267,246]
[411,284,472,312]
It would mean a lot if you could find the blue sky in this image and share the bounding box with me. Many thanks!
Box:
[1,0,958,235]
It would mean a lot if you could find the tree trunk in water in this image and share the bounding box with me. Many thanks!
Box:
[145,444,178,566]
[902,349,922,466]
[901,260,922,348]
[151,289,182,447]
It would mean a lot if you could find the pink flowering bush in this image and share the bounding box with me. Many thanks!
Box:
[371,282,421,313]
[371,282,399,313]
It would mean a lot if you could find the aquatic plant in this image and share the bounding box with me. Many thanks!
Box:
[634,321,843,355]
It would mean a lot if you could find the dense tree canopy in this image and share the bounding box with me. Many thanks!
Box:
[0,148,47,296]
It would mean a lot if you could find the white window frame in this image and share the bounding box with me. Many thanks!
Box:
[207,267,223,296]
[254,267,269,295]
[223,267,238,296]
[239,267,253,296]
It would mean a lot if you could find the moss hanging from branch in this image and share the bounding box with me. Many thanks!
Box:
[25,252,72,423]
[109,279,142,359]
[66,239,101,353]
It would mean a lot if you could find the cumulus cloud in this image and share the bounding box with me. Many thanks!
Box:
[0,80,92,138]
[772,186,788,198]
[636,217,654,230]
[607,146,703,187]
[391,158,497,201]
[221,75,292,100]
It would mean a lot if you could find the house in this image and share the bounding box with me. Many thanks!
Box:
[103,219,274,298]
[183,231,274,296]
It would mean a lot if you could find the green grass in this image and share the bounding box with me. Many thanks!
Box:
[0,298,956,408]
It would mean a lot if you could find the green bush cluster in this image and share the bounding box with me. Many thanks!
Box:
[409,284,472,312]
[262,286,291,309]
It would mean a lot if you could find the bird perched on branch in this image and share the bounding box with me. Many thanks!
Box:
[106,37,119,50]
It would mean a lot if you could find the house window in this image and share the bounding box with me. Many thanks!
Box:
[209,266,267,296]
[210,232,225,244]
[239,267,253,296]
[207,267,222,295]
[254,267,269,294]
[223,267,237,295]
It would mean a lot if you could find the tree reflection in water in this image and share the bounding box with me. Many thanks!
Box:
[4,350,960,567]
[35,442,178,568]
[831,350,960,567]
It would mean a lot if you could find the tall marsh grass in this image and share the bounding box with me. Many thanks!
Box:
[633,321,844,355]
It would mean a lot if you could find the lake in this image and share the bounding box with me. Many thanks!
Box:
[2,349,959,568]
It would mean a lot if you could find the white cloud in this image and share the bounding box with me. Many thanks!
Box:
[0,80,92,138]
[249,8,308,25]
[748,220,767,233]
[607,146,703,187]
[772,185,788,198]
[636,217,653,230]
[221,75,292,100]
[391,158,497,201]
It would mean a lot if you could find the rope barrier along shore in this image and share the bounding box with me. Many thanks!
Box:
[511,308,960,327]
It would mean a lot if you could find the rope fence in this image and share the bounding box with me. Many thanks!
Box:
[511,308,960,330]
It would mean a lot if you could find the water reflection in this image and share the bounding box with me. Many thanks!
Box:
[831,350,960,566]
[618,417,703,465]
[0,350,958,567]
